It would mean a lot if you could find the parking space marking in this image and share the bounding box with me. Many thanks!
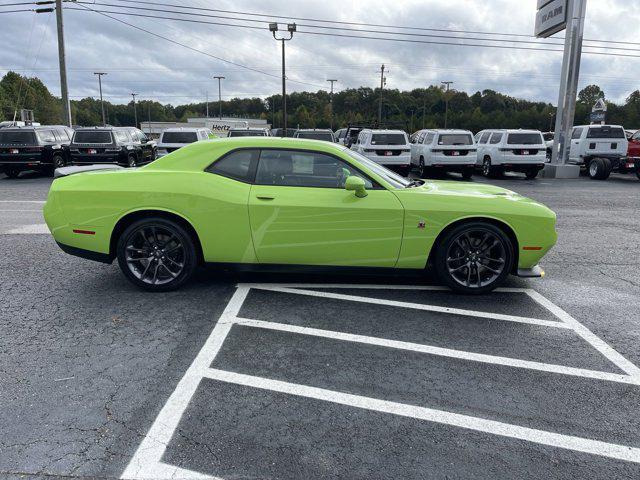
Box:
[0,200,46,204]
[233,317,638,385]
[5,223,49,234]
[203,368,640,465]
[253,285,569,329]
[122,284,640,479]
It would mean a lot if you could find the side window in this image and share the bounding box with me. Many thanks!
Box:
[480,132,491,144]
[489,133,503,145]
[37,129,56,143]
[55,128,69,142]
[255,149,374,189]
[207,149,259,182]
[137,130,148,143]
[114,131,128,143]
[571,128,583,140]
[424,133,435,144]
[632,131,640,141]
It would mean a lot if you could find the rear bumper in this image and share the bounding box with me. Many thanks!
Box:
[516,265,545,278]
[56,241,113,264]
[427,152,476,167]
[365,153,412,166]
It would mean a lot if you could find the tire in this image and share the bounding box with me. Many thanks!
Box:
[635,162,640,181]
[4,168,20,179]
[419,157,426,177]
[525,168,539,179]
[116,217,198,291]
[482,157,501,178]
[434,221,514,294]
[127,154,137,168]
[461,169,473,180]
[588,157,611,180]
[48,154,65,177]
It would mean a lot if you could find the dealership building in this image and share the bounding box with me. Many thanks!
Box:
[140,117,270,138]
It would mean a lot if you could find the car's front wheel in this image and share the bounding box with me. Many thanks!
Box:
[127,154,138,168]
[116,217,198,291]
[525,168,539,179]
[434,222,514,294]
[48,154,65,176]
[4,168,21,179]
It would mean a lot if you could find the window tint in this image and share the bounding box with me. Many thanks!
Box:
[507,133,543,145]
[0,131,37,144]
[480,132,491,144]
[73,131,113,143]
[162,131,199,143]
[255,149,373,189]
[438,134,473,145]
[208,149,258,182]
[370,133,407,145]
[36,130,56,143]
[489,133,503,144]
[586,126,625,139]
[228,130,266,137]
[571,128,583,139]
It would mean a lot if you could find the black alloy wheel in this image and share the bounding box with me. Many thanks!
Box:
[127,155,137,168]
[435,222,513,294]
[116,217,197,291]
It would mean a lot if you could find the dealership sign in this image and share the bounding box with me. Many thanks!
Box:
[535,0,568,38]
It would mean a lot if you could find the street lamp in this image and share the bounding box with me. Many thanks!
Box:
[213,76,225,120]
[270,22,296,137]
[131,92,138,128]
[327,79,337,130]
[441,81,453,129]
[93,72,107,126]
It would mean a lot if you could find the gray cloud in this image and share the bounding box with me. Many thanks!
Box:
[2,0,639,105]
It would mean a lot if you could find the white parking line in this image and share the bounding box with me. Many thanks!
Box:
[5,223,50,234]
[204,368,640,465]
[234,317,637,385]
[254,285,568,329]
[122,284,640,479]
[0,200,46,204]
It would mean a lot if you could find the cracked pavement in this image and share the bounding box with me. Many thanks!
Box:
[0,171,639,479]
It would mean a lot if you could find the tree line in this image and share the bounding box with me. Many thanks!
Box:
[2,71,639,132]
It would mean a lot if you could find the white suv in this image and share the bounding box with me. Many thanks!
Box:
[351,129,411,174]
[156,127,212,158]
[568,125,628,179]
[410,129,476,179]
[476,129,547,179]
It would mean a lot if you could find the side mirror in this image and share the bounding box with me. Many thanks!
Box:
[344,176,367,198]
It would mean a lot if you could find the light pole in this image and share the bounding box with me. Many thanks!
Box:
[131,92,138,128]
[94,72,107,126]
[270,22,296,137]
[378,64,386,125]
[327,79,337,130]
[213,76,225,120]
[441,81,453,129]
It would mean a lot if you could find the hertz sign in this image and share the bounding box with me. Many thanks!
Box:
[535,0,568,38]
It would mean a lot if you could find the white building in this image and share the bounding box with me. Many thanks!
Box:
[141,117,270,138]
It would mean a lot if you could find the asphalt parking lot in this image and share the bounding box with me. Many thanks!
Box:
[1,170,640,479]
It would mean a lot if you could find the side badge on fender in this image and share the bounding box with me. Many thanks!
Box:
[417,221,426,229]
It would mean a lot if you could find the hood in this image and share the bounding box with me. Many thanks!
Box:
[417,180,520,198]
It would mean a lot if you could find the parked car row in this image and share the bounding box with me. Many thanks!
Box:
[0,125,157,178]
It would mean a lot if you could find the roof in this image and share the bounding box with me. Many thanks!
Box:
[296,128,333,133]
[162,127,206,132]
[419,129,473,134]
[477,129,543,134]
[0,125,68,130]
[361,129,407,134]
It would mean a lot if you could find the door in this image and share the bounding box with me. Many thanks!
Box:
[630,131,640,159]
[569,127,583,162]
[248,149,404,267]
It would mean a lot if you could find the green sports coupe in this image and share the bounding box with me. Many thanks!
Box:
[43,137,557,293]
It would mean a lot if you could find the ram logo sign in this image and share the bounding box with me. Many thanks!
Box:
[535,0,568,38]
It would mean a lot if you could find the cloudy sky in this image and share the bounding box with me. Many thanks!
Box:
[2,0,639,106]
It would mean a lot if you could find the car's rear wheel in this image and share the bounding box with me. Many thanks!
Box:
[419,157,426,177]
[48,154,65,177]
[4,168,20,179]
[461,168,473,180]
[525,168,539,179]
[635,161,640,180]
[116,217,197,291]
[588,157,611,180]
[127,154,137,168]
[482,157,501,178]
[434,222,514,294]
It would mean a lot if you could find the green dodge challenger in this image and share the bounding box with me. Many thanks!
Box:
[43,137,557,293]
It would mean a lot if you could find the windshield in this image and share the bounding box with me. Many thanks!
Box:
[161,131,198,144]
[371,133,407,146]
[296,132,334,141]
[0,131,37,144]
[228,130,266,137]
[73,131,113,144]
[507,133,544,145]
[586,127,625,139]
[343,148,411,189]
[438,134,473,146]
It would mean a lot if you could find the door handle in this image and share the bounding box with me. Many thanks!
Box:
[256,195,275,200]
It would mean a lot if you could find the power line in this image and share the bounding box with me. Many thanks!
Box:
[67,7,640,59]
[70,2,326,89]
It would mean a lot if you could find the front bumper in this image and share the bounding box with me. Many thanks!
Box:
[516,265,545,278]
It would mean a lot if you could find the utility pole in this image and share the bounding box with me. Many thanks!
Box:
[441,81,453,129]
[327,79,337,130]
[52,0,72,127]
[131,92,138,128]
[206,91,209,118]
[270,23,296,137]
[378,64,385,125]
[422,92,427,129]
[93,72,107,126]
[213,76,225,120]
